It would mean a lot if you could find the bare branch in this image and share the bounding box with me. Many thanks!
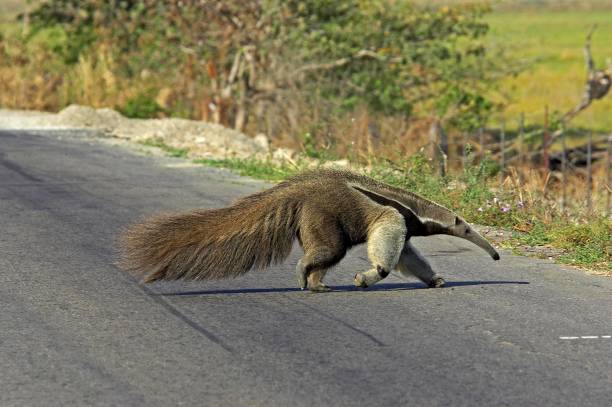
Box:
[242,45,257,88]
[561,25,611,124]
[291,50,401,76]
[584,24,597,73]
[227,51,243,85]
[292,57,353,75]
[179,45,197,55]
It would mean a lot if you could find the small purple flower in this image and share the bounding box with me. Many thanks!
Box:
[477,207,483,212]
[501,206,510,213]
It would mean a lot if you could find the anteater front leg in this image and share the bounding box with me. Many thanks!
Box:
[396,241,445,288]
[354,208,406,288]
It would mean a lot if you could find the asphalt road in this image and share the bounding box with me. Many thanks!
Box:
[1,130,611,407]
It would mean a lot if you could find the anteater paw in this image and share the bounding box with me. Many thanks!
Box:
[309,283,332,293]
[429,277,446,288]
[353,273,369,289]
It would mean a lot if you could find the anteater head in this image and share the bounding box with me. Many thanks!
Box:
[349,183,500,260]
[443,216,500,260]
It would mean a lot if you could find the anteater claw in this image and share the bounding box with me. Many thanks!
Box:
[295,260,307,290]
[429,277,446,288]
[354,273,369,289]
[309,284,332,293]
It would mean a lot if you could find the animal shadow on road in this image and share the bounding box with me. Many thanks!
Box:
[424,247,473,256]
[158,280,530,297]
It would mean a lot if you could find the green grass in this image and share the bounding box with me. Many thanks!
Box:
[192,155,611,272]
[552,220,612,269]
[138,137,188,158]
[194,158,305,182]
[509,219,611,270]
[486,10,612,132]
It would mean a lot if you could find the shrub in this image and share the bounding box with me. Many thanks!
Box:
[119,93,163,119]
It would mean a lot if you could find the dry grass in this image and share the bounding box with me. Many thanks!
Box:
[61,46,121,108]
[0,26,152,113]
[0,0,39,21]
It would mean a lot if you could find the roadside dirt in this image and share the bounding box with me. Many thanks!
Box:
[0,105,275,160]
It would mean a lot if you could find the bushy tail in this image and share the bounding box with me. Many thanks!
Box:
[118,196,301,282]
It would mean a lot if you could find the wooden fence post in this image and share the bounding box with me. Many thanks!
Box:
[543,106,550,171]
[606,135,611,217]
[586,132,593,215]
[561,126,567,212]
[428,120,447,177]
[519,113,525,169]
[462,132,468,170]
[479,127,485,163]
[500,120,505,190]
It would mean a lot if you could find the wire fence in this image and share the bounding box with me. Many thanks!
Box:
[429,112,612,218]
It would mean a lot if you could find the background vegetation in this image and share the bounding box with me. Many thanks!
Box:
[1,0,505,153]
[2,1,611,135]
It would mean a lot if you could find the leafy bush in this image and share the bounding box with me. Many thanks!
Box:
[22,0,507,139]
[119,93,163,119]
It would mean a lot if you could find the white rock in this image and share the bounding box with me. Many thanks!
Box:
[328,159,349,167]
[254,133,269,150]
[272,148,295,162]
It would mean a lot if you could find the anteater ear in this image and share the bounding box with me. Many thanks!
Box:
[455,216,461,226]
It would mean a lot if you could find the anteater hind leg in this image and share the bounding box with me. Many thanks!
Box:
[354,208,406,288]
[307,269,331,292]
[397,241,445,288]
[296,247,345,292]
[296,218,346,292]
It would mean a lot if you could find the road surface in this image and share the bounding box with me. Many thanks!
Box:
[1,130,610,406]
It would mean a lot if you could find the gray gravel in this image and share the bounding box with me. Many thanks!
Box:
[1,130,611,407]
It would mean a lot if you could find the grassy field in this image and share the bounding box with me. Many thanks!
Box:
[486,10,612,131]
